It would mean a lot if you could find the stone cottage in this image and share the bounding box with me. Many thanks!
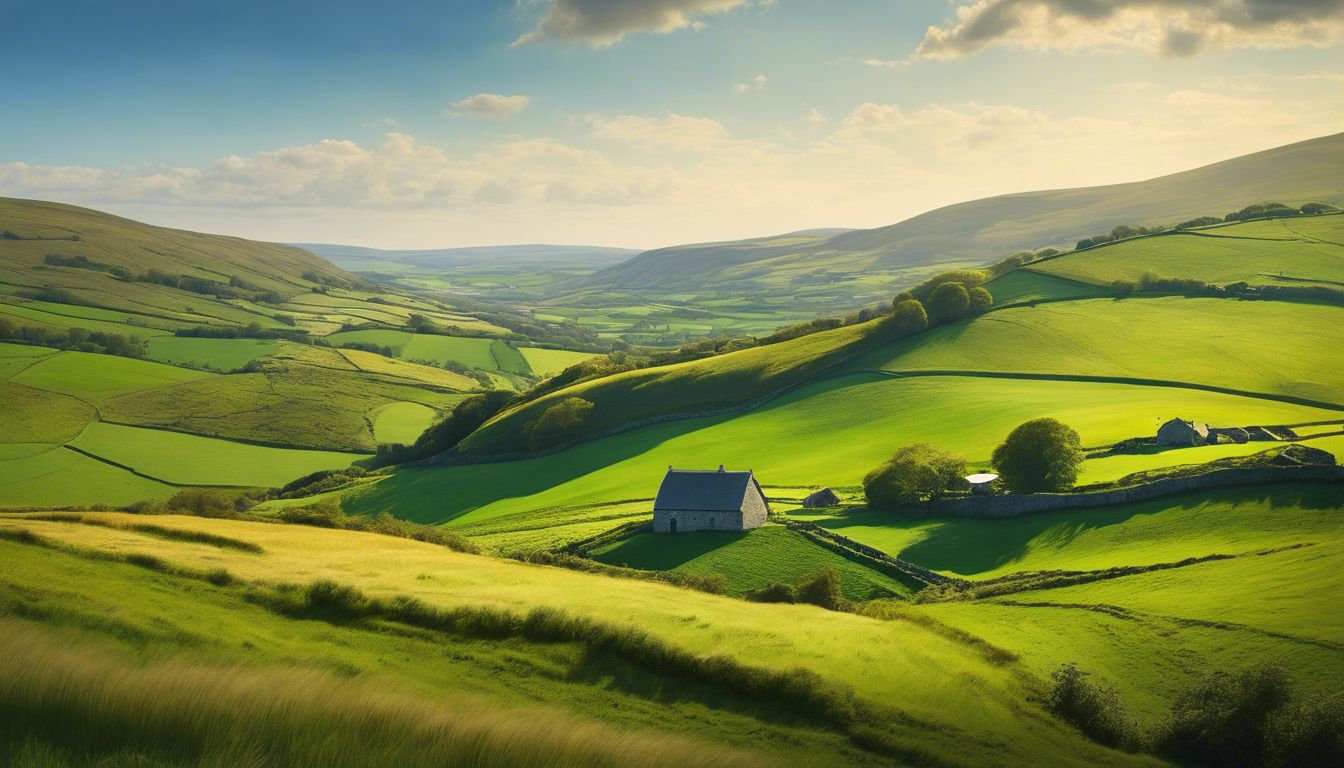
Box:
[652,466,769,533]
[1157,418,1209,447]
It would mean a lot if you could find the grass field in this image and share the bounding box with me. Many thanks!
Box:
[984,270,1109,306]
[0,381,94,443]
[1031,215,1344,288]
[518,347,597,376]
[592,525,916,600]
[372,401,437,444]
[349,374,1338,524]
[67,422,368,487]
[146,336,280,371]
[0,512,1152,767]
[9,349,212,404]
[0,448,174,507]
[846,296,1344,405]
[0,343,57,378]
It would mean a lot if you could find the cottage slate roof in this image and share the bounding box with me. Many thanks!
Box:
[654,468,767,512]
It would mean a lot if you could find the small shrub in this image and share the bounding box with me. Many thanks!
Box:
[1049,664,1138,750]
[794,568,849,611]
[302,580,369,621]
[1153,666,1293,767]
[526,397,594,451]
[744,582,796,603]
[926,282,971,324]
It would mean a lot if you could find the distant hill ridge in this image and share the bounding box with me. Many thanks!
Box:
[579,131,1344,293]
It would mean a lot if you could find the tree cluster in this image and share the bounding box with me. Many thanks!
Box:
[525,397,595,452]
[863,443,967,509]
[0,318,147,358]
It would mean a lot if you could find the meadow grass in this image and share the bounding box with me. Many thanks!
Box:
[0,512,1154,767]
[0,448,174,507]
[984,270,1109,306]
[371,401,437,444]
[519,346,597,376]
[0,302,173,340]
[591,525,913,600]
[403,334,500,369]
[0,342,58,378]
[101,349,465,451]
[349,374,1336,524]
[1032,215,1344,288]
[0,380,94,443]
[846,296,1344,405]
[335,347,480,390]
[10,350,213,404]
[145,336,279,371]
[67,422,368,487]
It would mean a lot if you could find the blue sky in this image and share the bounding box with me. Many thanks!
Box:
[2,0,1342,248]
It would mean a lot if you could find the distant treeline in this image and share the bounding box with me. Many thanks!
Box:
[1074,201,1340,250]
[0,317,147,357]
[1108,274,1344,306]
[173,323,313,341]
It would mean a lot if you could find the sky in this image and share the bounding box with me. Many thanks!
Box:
[1,0,1342,250]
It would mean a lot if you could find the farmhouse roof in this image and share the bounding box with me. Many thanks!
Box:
[654,467,768,512]
[1161,417,1209,436]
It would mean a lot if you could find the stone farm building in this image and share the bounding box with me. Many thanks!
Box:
[1157,418,1210,447]
[653,466,769,533]
[802,487,841,508]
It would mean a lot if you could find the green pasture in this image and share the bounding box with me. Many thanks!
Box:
[914,483,1344,723]
[984,270,1108,306]
[0,513,1147,767]
[10,350,213,404]
[403,334,497,369]
[0,343,57,378]
[0,448,174,507]
[518,347,596,377]
[1078,432,1344,484]
[67,422,367,487]
[1033,215,1344,288]
[349,374,1338,524]
[0,381,94,443]
[0,302,171,340]
[146,337,279,371]
[592,525,915,600]
[372,401,437,445]
[847,296,1344,405]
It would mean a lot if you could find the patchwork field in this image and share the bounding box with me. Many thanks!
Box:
[9,348,213,404]
[347,373,1338,524]
[145,336,280,371]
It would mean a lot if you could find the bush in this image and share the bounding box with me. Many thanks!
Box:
[1153,667,1293,767]
[991,418,1083,493]
[1300,202,1340,215]
[926,282,971,324]
[744,582,797,603]
[864,443,967,509]
[1049,664,1138,750]
[1268,690,1344,767]
[526,397,594,451]
[967,286,993,314]
[909,270,987,303]
[1175,216,1223,230]
[887,299,928,336]
[794,568,849,611]
[1225,202,1299,222]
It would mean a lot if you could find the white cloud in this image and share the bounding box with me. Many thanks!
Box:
[515,0,769,47]
[863,57,909,69]
[915,0,1344,60]
[586,113,731,151]
[446,93,531,120]
[734,73,768,93]
[803,107,827,125]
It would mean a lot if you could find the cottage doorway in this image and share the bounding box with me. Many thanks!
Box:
[670,518,678,534]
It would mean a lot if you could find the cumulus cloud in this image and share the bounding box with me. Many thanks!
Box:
[514,0,767,47]
[734,73,768,93]
[586,113,731,151]
[914,0,1344,60]
[446,93,531,120]
[0,133,680,210]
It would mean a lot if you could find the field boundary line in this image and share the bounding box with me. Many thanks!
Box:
[861,369,1344,411]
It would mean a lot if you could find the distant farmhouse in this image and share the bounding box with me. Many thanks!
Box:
[1157,418,1210,446]
[1157,417,1275,447]
[653,466,769,533]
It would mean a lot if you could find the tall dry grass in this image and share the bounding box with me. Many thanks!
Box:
[0,620,762,768]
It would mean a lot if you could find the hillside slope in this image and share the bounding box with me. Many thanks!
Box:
[581,132,1344,294]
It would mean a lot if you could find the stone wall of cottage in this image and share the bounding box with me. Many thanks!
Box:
[653,509,745,533]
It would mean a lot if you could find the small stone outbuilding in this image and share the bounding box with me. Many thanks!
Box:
[652,466,769,533]
[801,487,841,508]
[1157,418,1209,447]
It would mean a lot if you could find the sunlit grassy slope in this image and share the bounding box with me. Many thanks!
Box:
[845,296,1344,405]
[0,512,1154,768]
[349,374,1337,524]
[1031,214,1344,289]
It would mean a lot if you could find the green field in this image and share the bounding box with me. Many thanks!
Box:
[846,297,1344,405]
[592,525,916,600]
[0,448,174,507]
[348,374,1338,524]
[372,401,437,444]
[0,381,94,443]
[0,343,58,378]
[146,336,280,371]
[518,347,596,376]
[984,269,1109,306]
[1032,214,1344,288]
[0,512,1149,767]
[9,350,213,404]
[67,422,368,487]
